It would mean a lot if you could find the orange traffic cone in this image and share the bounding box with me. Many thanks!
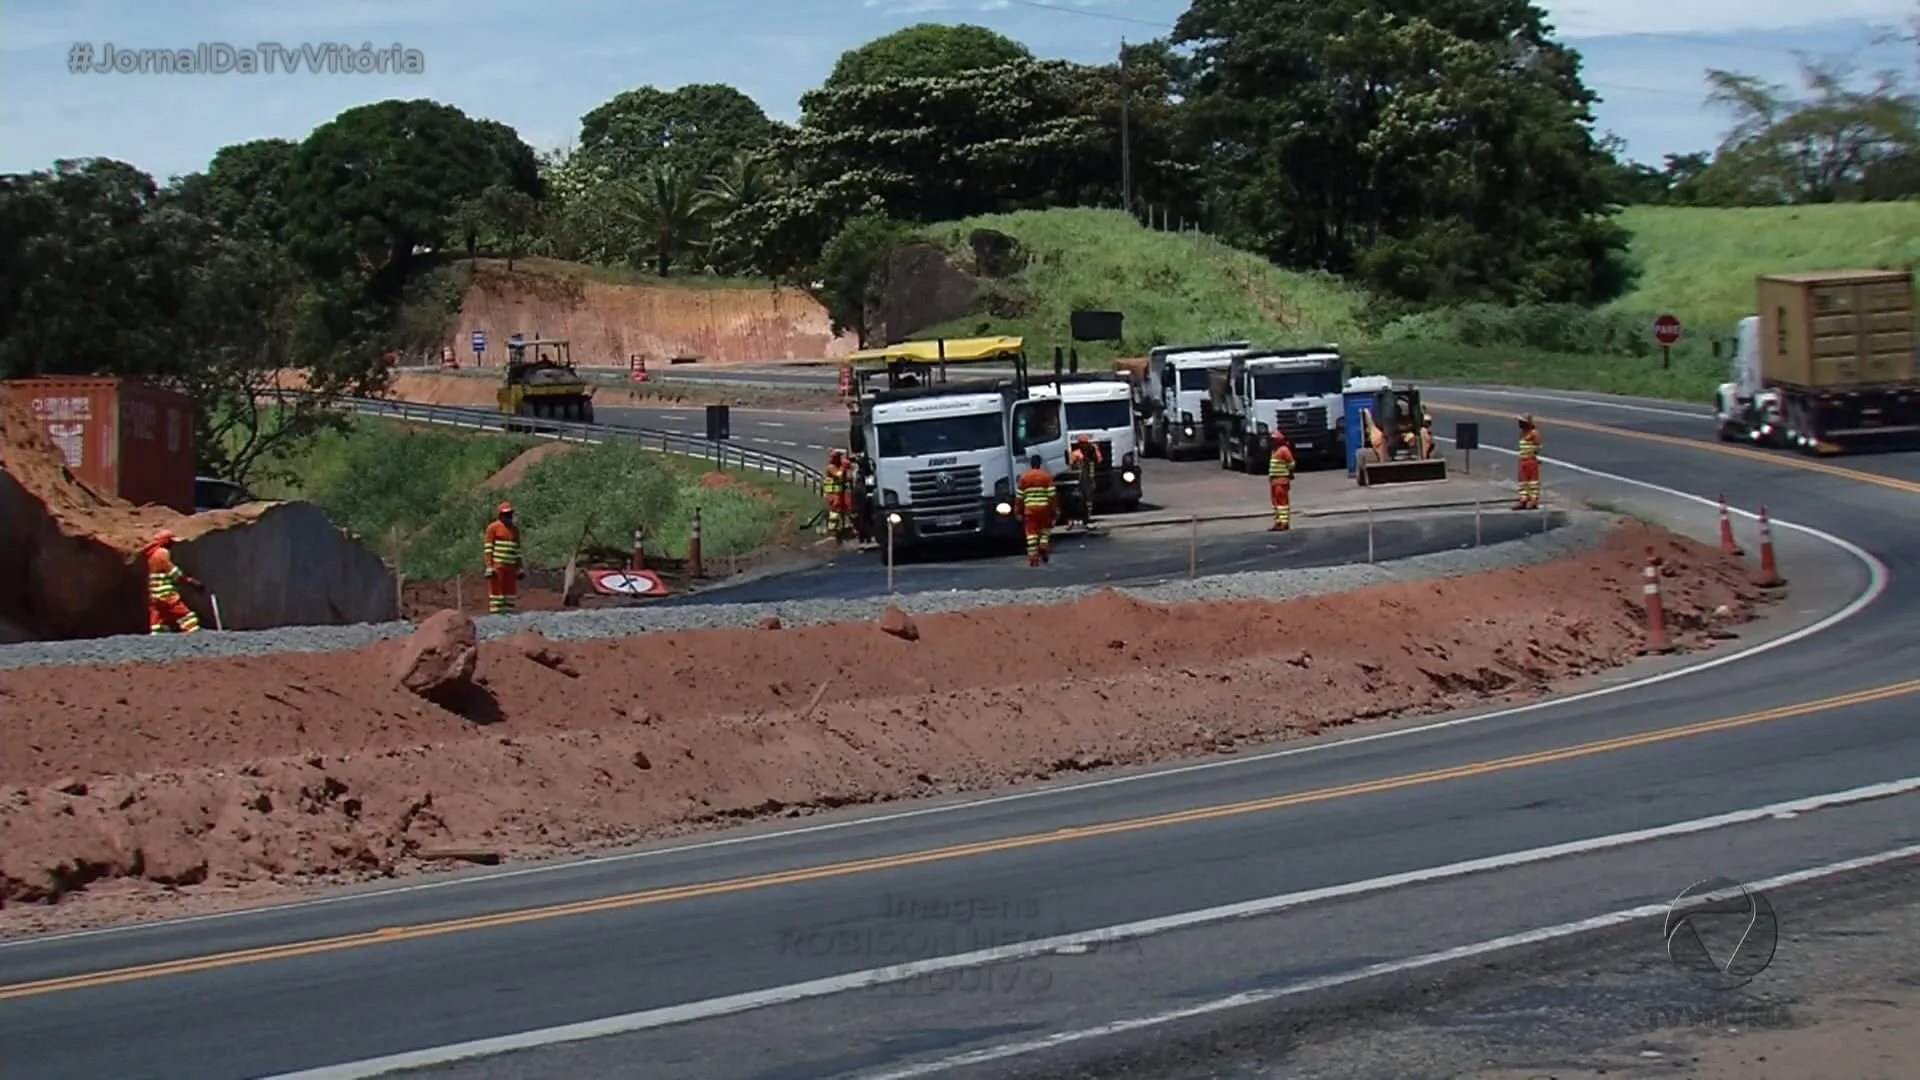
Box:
[1754,505,1785,588]
[1642,546,1673,654]
[1718,494,1743,557]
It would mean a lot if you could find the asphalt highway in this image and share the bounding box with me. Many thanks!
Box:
[670,511,1562,605]
[1,387,1917,1080]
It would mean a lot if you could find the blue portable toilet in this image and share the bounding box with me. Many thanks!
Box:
[1342,376,1393,476]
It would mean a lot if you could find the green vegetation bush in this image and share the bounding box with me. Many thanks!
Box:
[257,420,811,579]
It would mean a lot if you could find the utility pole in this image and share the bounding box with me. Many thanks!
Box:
[1119,37,1133,216]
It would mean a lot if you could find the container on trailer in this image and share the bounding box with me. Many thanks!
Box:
[5,376,196,512]
[1754,269,1916,390]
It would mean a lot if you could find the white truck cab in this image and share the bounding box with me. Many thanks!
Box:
[1212,348,1347,472]
[1140,342,1247,460]
[852,382,1069,549]
[1025,375,1143,509]
[1714,316,1785,443]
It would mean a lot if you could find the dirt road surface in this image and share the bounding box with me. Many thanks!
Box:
[0,523,1763,933]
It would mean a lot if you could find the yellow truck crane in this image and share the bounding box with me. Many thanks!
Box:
[497,336,595,427]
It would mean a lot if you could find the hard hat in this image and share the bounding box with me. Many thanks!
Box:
[497,502,513,515]
[1271,429,1288,441]
[828,448,844,461]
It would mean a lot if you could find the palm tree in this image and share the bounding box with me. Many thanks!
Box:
[608,165,705,276]
[695,151,782,218]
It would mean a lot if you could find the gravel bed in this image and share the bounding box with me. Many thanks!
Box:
[0,511,1611,671]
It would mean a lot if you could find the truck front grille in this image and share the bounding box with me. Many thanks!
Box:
[1273,407,1327,442]
[907,465,984,512]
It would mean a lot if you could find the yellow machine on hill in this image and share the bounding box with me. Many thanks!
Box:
[1356,386,1447,485]
[497,337,594,426]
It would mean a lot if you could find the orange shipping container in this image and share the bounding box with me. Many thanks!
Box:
[5,376,196,512]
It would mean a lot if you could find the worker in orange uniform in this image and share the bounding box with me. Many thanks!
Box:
[1016,454,1058,566]
[1267,430,1297,531]
[142,529,202,634]
[822,449,854,541]
[1515,415,1543,509]
[482,502,524,613]
[1067,434,1101,529]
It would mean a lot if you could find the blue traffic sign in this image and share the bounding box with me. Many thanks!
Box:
[471,330,486,352]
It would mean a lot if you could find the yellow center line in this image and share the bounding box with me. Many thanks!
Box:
[5,678,1917,1002]
[1431,401,1920,495]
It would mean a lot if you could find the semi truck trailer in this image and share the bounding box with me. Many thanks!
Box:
[1713,269,1919,453]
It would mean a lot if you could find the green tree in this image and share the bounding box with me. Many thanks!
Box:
[281,99,537,302]
[609,166,706,276]
[823,23,1032,87]
[0,159,187,379]
[1695,60,1918,203]
[814,214,909,345]
[167,138,297,242]
[1174,0,1633,305]
[577,84,776,184]
[696,150,785,273]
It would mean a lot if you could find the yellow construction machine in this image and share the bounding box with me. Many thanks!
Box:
[1356,386,1447,485]
[497,337,594,427]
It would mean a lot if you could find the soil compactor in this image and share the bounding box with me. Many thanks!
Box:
[1356,386,1447,485]
[497,337,595,428]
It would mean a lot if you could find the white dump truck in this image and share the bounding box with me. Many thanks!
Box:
[1208,346,1347,472]
[1025,373,1143,510]
[1138,341,1250,460]
[844,337,1072,551]
[1713,269,1919,453]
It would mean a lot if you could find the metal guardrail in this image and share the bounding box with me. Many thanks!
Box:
[332,396,824,494]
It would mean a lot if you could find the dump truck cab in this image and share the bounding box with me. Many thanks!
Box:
[498,336,594,426]
[1211,347,1346,472]
[1024,373,1143,510]
[1140,341,1248,460]
[844,337,1072,550]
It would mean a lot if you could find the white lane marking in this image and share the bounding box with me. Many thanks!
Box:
[858,836,1920,1079]
[1428,386,1710,418]
[4,440,1889,951]
[757,421,787,428]
[259,779,1920,1078]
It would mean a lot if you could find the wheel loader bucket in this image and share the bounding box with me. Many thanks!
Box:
[1359,458,1448,485]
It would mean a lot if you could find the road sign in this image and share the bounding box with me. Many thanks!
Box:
[1653,314,1682,347]
[471,330,486,352]
[586,569,666,597]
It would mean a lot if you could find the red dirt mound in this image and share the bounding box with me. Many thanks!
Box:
[0,521,1767,930]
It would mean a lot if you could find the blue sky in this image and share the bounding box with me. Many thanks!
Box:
[2,0,1915,180]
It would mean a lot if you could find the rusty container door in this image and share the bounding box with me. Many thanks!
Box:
[6,376,124,497]
[114,380,196,511]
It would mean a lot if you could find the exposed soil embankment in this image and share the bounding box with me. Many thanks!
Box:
[0,522,1765,929]
[0,391,397,640]
[454,260,857,365]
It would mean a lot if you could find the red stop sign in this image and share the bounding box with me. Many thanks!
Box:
[1653,314,1682,346]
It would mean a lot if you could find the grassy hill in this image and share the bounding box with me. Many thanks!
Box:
[908,202,1919,400]
[915,208,1368,356]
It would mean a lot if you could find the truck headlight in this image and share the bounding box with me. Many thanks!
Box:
[995,501,1013,515]
[1121,469,1136,484]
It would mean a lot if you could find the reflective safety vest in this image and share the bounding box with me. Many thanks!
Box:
[1018,469,1055,510]
[1268,448,1295,480]
[822,464,846,495]
[1518,432,1541,460]
[484,522,521,567]
[147,548,183,600]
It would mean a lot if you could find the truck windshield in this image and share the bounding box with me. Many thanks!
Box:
[1065,400,1132,431]
[1176,368,1214,392]
[875,413,1006,457]
[1253,370,1342,398]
